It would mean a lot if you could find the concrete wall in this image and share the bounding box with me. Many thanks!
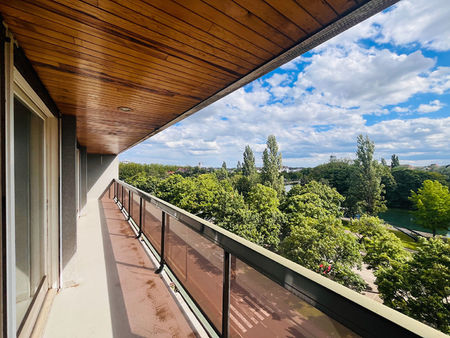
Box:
[61,115,77,271]
[87,154,118,201]
[79,146,87,215]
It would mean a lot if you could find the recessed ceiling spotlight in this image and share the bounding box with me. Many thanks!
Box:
[118,106,132,112]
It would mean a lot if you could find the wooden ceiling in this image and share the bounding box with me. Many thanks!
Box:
[0,0,389,154]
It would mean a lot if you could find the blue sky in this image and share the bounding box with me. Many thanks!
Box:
[121,0,450,168]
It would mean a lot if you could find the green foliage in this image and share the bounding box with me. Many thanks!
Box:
[351,216,409,270]
[308,160,356,197]
[409,180,450,236]
[348,135,387,215]
[236,160,242,173]
[281,216,367,292]
[281,181,344,219]
[391,154,400,168]
[125,172,159,194]
[386,168,448,209]
[242,145,257,178]
[376,238,450,333]
[157,174,188,205]
[119,162,180,180]
[261,135,284,197]
[247,184,282,249]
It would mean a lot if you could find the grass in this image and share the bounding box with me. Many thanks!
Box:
[388,229,419,251]
[341,217,419,251]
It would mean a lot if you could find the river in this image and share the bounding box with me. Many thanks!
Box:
[378,208,449,236]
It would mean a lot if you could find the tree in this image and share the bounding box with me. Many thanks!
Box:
[261,135,284,197]
[216,161,228,180]
[351,216,409,270]
[242,145,256,178]
[381,158,387,167]
[409,180,450,236]
[236,160,242,173]
[376,238,450,333]
[247,184,282,249]
[386,168,448,209]
[391,154,400,169]
[281,181,344,219]
[348,135,387,215]
[125,172,159,194]
[281,215,367,292]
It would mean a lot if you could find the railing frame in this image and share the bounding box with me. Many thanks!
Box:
[111,179,441,338]
[155,211,166,274]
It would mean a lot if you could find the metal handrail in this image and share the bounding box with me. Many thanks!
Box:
[111,179,444,338]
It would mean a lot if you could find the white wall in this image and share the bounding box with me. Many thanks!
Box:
[87,154,118,201]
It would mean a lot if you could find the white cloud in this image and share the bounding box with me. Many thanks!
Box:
[417,100,444,113]
[393,106,409,113]
[374,0,450,51]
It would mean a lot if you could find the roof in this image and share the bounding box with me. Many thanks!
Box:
[1,0,396,154]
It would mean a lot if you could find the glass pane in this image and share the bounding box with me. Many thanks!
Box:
[166,216,223,333]
[123,188,128,213]
[131,193,140,222]
[142,201,162,253]
[14,98,45,329]
[229,258,357,337]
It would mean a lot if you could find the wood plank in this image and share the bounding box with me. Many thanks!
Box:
[106,0,273,62]
[264,0,322,34]
[29,0,252,75]
[13,31,230,90]
[198,0,295,48]
[295,0,338,25]
[234,0,306,41]
[1,2,239,83]
[325,0,358,14]
[24,48,217,97]
[172,0,283,55]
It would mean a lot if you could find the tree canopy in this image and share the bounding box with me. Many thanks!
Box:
[261,135,284,197]
[376,238,450,333]
[409,180,450,236]
[347,134,387,215]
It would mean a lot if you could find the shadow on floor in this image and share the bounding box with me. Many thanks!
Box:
[97,194,197,337]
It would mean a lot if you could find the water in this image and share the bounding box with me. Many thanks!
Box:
[378,208,449,236]
[285,184,293,192]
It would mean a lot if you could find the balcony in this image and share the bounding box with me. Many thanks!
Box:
[44,180,442,337]
[44,190,199,337]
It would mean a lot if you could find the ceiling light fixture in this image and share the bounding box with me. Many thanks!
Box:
[118,106,132,112]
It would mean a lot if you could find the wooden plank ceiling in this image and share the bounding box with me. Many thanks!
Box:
[1,0,372,154]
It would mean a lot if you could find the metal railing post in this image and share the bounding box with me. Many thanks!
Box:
[108,182,111,199]
[127,190,131,220]
[222,251,231,338]
[136,197,143,239]
[155,211,166,274]
[113,181,117,202]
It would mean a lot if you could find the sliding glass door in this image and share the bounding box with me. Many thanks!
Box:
[14,97,46,330]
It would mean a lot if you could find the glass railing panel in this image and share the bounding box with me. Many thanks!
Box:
[130,192,139,221]
[123,187,128,213]
[229,257,357,338]
[165,215,223,334]
[143,201,162,253]
[108,181,114,198]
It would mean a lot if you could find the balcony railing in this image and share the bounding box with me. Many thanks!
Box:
[109,179,441,338]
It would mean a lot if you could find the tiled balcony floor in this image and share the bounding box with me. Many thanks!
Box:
[44,194,197,337]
